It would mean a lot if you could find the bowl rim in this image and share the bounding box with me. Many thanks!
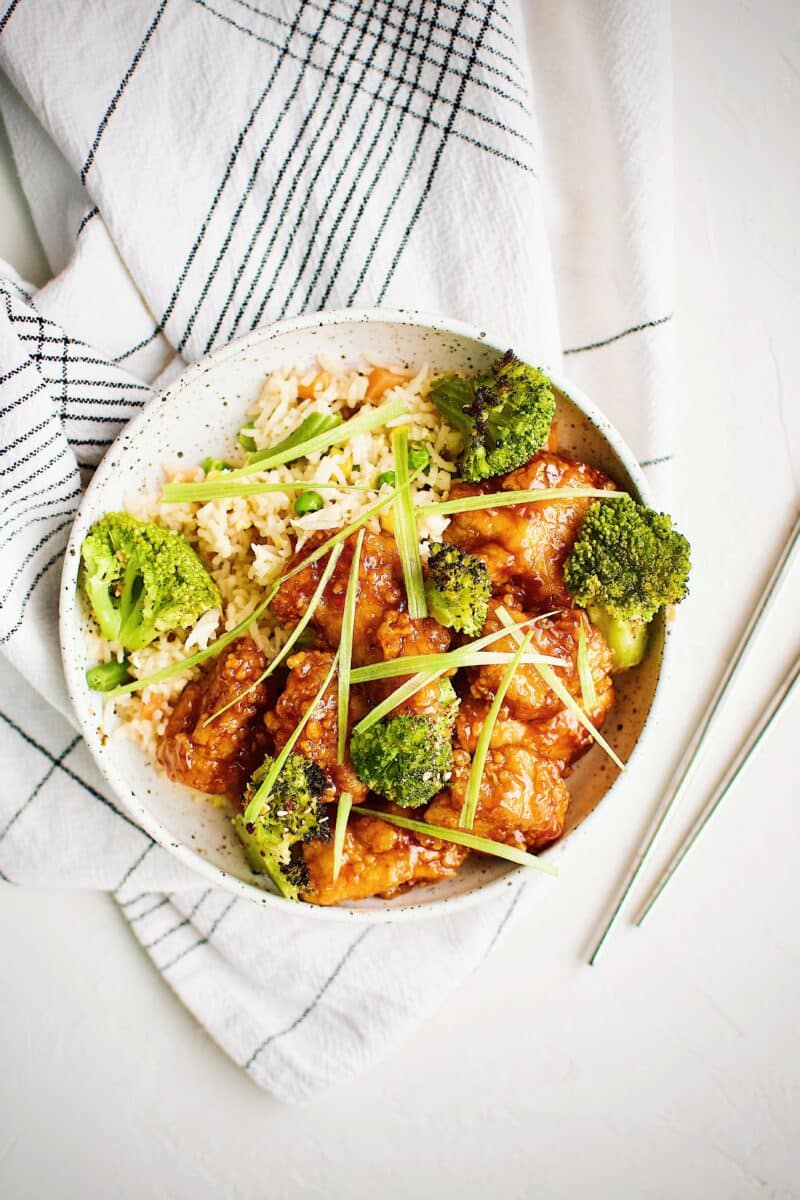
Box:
[59,306,666,923]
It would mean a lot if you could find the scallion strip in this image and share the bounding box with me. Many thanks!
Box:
[337,529,364,762]
[391,428,426,618]
[350,648,565,685]
[496,606,625,772]
[352,806,558,877]
[535,662,624,771]
[350,613,561,735]
[352,668,449,734]
[107,472,419,700]
[577,619,597,711]
[224,396,410,477]
[332,791,353,883]
[107,596,274,700]
[271,466,420,593]
[162,479,372,504]
[416,487,625,518]
[460,629,534,829]
[202,543,344,726]
[252,412,342,464]
[244,649,340,824]
[264,541,341,682]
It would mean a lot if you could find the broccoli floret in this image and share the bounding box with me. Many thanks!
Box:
[234,753,331,901]
[425,542,491,636]
[564,496,691,670]
[350,714,454,808]
[429,350,555,482]
[80,512,220,652]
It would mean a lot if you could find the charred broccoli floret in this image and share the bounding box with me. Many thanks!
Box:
[81,512,219,653]
[564,496,691,670]
[429,350,555,482]
[233,753,331,901]
[425,542,491,636]
[350,714,454,808]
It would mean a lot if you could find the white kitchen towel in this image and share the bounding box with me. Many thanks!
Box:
[0,0,674,1102]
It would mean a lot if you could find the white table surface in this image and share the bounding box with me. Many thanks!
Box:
[1,3,799,1198]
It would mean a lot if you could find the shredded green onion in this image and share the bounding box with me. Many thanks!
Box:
[249,412,342,466]
[416,488,625,518]
[202,544,344,726]
[352,668,449,735]
[265,541,341,680]
[223,396,410,478]
[352,806,558,877]
[391,428,427,618]
[350,648,565,685]
[161,479,371,504]
[337,529,364,763]
[238,422,257,452]
[244,649,340,824]
[350,612,561,735]
[577,619,598,711]
[108,472,420,699]
[534,661,624,771]
[107,595,274,700]
[332,791,353,883]
[460,629,534,829]
[271,467,420,594]
[496,606,625,772]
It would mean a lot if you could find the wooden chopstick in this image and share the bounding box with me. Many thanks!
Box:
[635,651,800,925]
[588,509,800,965]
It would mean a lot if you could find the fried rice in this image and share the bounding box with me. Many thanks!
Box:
[91,359,460,759]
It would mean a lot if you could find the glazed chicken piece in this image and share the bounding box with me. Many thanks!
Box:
[454,699,609,773]
[527,705,612,769]
[302,810,468,905]
[426,746,570,852]
[467,598,614,724]
[369,610,453,719]
[443,450,616,606]
[270,529,405,664]
[264,649,367,802]
[157,637,271,795]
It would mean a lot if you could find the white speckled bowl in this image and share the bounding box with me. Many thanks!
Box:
[59,309,669,921]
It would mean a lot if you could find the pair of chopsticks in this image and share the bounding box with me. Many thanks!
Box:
[589,509,800,964]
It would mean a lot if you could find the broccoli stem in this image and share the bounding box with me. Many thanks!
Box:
[588,605,649,671]
[428,376,475,440]
[86,658,132,692]
[117,564,145,647]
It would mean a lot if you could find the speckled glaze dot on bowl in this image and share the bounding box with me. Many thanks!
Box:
[59,309,672,922]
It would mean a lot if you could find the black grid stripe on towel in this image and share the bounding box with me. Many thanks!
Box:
[0,0,550,1053]
[139,0,538,354]
[0,279,154,644]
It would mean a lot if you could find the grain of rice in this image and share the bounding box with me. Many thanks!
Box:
[104,359,458,758]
